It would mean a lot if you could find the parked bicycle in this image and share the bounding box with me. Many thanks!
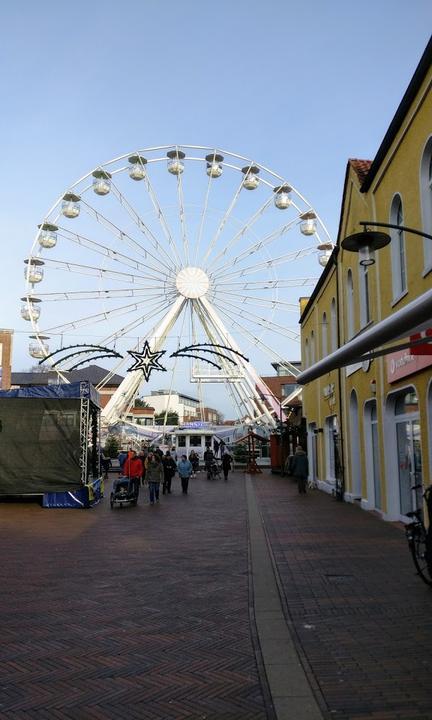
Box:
[405,484,432,586]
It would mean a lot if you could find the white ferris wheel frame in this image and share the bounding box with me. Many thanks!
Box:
[23,144,333,429]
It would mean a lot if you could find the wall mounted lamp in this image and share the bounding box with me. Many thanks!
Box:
[341,222,432,266]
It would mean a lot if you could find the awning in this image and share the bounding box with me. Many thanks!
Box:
[297,288,432,385]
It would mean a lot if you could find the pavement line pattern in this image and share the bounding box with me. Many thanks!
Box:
[245,474,324,720]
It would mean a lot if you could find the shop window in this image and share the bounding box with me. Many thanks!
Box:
[420,137,432,271]
[390,195,407,299]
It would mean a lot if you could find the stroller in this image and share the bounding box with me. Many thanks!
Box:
[110,475,139,508]
[207,459,222,481]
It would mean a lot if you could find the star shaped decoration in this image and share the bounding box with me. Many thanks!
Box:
[127,340,167,381]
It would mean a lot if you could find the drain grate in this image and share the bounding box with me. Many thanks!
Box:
[324,574,354,583]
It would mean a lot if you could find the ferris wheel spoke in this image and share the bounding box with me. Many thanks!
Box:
[209,197,274,269]
[142,173,183,268]
[194,165,215,266]
[79,197,176,276]
[195,298,276,423]
[212,289,298,312]
[108,179,178,273]
[212,297,300,341]
[210,246,318,282]
[211,299,300,372]
[40,295,169,335]
[201,175,245,265]
[211,214,303,276]
[216,277,318,291]
[96,298,175,348]
[39,257,168,285]
[176,171,190,266]
[55,227,173,282]
[34,287,176,302]
[192,301,256,420]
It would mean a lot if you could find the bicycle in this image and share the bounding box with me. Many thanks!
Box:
[405,484,432,586]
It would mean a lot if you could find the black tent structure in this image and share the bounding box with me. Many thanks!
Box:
[0,381,103,508]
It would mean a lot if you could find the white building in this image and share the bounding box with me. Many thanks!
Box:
[141,390,200,423]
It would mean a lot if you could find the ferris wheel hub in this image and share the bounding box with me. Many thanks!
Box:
[176,266,209,298]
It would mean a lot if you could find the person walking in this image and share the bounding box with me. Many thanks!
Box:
[188,450,199,477]
[221,452,232,482]
[122,450,143,499]
[162,451,177,494]
[291,445,309,494]
[204,446,215,479]
[146,452,164,504]
[138,449,147,486]
[177,454,192,494]
[117,448,128,474]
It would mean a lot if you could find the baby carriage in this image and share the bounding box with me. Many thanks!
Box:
[110,475,139,508]
[207,459,222,481]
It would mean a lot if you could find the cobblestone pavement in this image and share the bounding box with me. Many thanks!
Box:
[0,472,269,720]
[254,473,432,720]
[1,470,432,720]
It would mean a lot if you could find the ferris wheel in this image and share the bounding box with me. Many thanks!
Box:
[22,145,333,427]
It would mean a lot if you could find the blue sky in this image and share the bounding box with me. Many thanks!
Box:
[1,1,431,416]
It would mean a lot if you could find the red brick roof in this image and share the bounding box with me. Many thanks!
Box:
[349,159,372,185]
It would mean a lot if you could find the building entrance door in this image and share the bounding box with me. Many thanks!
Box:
[395,390,422,516]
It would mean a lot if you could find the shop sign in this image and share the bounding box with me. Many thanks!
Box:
[410,328,432,355]
[386,346,432,383]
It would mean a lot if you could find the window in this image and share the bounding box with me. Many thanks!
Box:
[347,270,354,338]
[281,383,298,397]
[321,312,328,357]
[305,338,310,368]
[310,331,316,365]
[360,264,371,327]
[420,137,432,270]
[390,195,407,298]
[330,298,337,352]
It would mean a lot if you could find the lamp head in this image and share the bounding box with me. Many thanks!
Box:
[341,230,390,266]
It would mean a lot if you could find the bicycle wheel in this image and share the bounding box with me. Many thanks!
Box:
[408,525,432,586]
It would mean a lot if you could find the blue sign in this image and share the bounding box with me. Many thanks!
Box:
[179,421,210,429]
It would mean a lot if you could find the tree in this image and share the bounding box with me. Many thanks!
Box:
[233,443,248,463]
[134,398,150,408]
[154,409,179,425]
[104,434,120,458]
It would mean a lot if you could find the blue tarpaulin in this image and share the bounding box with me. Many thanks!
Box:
[0,381,100,407]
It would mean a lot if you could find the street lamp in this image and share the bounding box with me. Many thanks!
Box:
[342,221,432,266]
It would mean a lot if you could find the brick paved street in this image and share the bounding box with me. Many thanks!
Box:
[255,474,432,720]
[1,470,432,720]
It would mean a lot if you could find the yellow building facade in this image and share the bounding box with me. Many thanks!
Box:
[300,38,432,521]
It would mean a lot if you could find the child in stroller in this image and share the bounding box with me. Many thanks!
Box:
[110,476,139,508]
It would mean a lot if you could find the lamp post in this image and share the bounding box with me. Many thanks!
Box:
[341,221,432,266]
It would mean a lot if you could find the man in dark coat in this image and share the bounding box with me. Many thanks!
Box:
[291,445,309,494]
[162,451,177,494]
